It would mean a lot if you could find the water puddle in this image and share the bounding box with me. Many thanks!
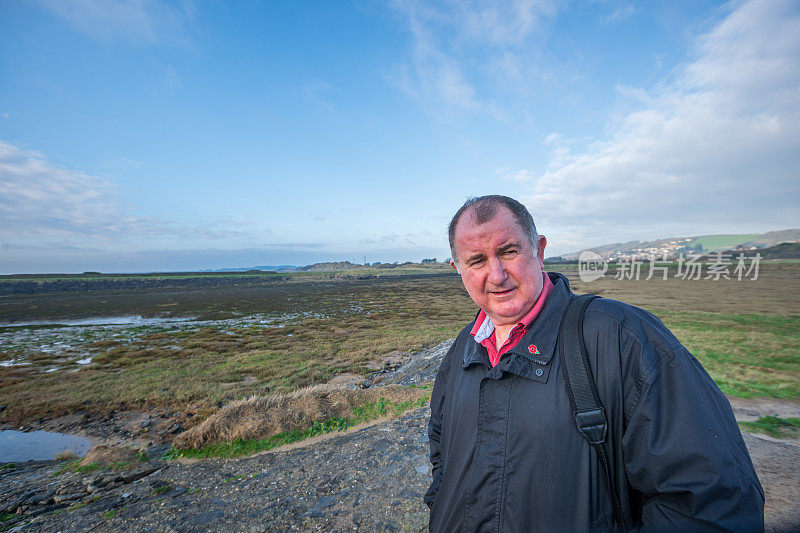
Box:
[0,430,94,462]
[0,315,190,328]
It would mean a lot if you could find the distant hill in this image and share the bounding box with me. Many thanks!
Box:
[200,265,297,272]
[755,242,800,260]
[294,261,451,273]
[296,261,362,272]
[560,229,800,261]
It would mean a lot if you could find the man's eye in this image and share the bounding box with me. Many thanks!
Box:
[470,259,485,267]
[503,250,518,257]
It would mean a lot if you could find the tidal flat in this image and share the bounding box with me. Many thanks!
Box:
[0,263,798,450]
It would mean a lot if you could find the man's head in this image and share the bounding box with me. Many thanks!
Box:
[448,195,547,328]
[448,196,539,265]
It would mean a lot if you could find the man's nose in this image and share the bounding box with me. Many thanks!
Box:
[487,256,508,286]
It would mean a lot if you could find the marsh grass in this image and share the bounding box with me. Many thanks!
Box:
[166,392,430,459]
[739,416,800,438]
[1,265,798,429]
[0,274,472,424]
[173,383,429,448]
[52,459,103,476]
[53,450,79,461]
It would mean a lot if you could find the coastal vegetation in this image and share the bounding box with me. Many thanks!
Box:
[1,261,798,454]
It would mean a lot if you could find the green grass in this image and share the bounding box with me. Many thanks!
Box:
[739,416,800,438]
[152,484,171,495]
[0,463,15,470]
[691,234,759,252]
[52,460,106,477]
[164,395,429,460]
[102,508,123,520]
[657,311,800,398]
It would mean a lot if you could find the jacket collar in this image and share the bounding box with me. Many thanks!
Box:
[462,272,573,373]
[506,271,571,365]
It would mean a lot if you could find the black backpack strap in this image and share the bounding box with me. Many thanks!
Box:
[558,294,630,531]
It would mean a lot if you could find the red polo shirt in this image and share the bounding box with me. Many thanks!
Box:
[470,274,555,367]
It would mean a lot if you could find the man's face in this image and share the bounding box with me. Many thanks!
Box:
[451,206,547,328]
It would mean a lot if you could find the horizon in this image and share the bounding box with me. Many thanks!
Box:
[2,0,799,274]
[2,225,796,276]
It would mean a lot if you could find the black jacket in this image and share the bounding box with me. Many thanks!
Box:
[425,272,764,532]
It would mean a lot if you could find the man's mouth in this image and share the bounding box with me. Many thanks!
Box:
[490,287,515,296]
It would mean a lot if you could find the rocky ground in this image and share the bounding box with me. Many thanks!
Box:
[2,340,799,532]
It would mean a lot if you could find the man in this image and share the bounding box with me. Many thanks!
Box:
[425,195,764,532]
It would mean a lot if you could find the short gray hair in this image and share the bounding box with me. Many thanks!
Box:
[448,195,538,264]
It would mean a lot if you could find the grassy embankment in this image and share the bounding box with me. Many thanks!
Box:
[1,262,798,457]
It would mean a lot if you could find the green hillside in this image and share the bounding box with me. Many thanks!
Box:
[690,234,760,252]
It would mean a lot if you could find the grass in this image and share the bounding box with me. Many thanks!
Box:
[52,460,105,476]
[54,450,79,461]
[0,273,471,425]
[656,311,800,398]
[152,484,171,495]
[102,508,123,520]
[51,458,134,476]
[739,416,800,439]
[0,463,15,470]
[691,234,760,252]
[164,395,429,459]
[2,263,799,441]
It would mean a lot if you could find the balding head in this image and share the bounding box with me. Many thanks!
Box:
[448,195,538,265]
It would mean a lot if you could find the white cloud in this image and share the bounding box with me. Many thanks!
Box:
[513,0,800,250]
[0,141,130,241]
[0,141,266,247]
[37,0,193,45]
[390,0,559,114]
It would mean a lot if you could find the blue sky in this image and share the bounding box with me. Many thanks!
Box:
[1,0,798,273]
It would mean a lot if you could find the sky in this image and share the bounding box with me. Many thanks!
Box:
[1,0,798,273]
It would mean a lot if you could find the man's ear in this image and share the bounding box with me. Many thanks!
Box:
[450,259,459,272]
[537,236,547,262]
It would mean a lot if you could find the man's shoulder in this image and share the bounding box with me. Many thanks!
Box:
[582,296,683,354]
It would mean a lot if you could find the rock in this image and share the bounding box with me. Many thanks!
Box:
[140,419,151,429]
[30,489,56,505]
[119,465,159,484]
[53,492,84,503]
